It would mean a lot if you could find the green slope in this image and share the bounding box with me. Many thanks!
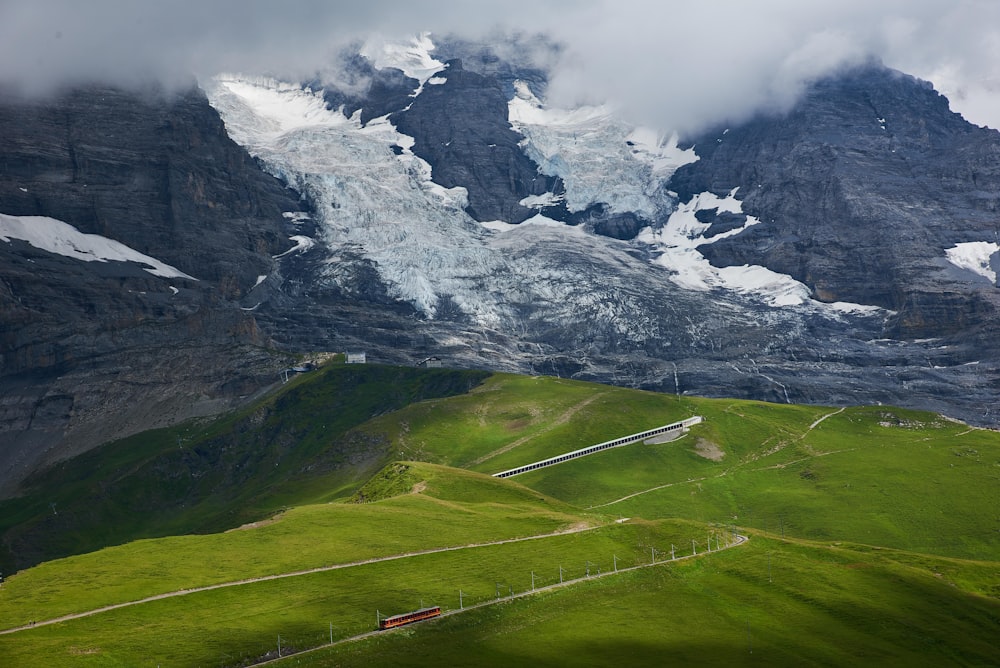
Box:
[287,537,1000,668]
[0,363,490,572]
[0,368,997,667]
[355,382,1000,559]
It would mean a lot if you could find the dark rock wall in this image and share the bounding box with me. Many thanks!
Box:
[669,64,1000,339]
[0,85,299,288]
[392,60,558,223]
[0,85,303,494]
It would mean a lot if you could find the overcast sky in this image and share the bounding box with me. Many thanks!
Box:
[2,0,999,133]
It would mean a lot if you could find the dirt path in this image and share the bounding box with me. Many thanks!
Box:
[588,475,714,509]
[807,407,846,431]
[0,523,602,636]
[469,392,608,467]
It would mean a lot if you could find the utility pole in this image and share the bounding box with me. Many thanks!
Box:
[707,532,712,552]
[459,590,464,609]
[586,560,592,577]
[559,565,564,583]
[651,546,656,564]
[277,634,282,658]
[613,554,618,572]
[376,610,381,628]
[692,539,697,555]
[496,582,501,600]
[671,544,676,560]
[531,571,536,591]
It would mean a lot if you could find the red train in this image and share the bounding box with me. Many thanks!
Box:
[379,606,442,630]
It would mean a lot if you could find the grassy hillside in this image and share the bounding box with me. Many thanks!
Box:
[288,536,1000,667]
[0,363,490,572]
[0,465,701,666]
[0,463,584,628]
[357,381,1000,559]
[0,368,997,666]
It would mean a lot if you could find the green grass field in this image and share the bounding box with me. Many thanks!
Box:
[287,536,1000,667]
[0,367,997,666]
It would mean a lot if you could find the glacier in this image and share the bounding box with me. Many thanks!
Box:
[508,80,696,220]
[204,36,888,345]
[207,74,513,325]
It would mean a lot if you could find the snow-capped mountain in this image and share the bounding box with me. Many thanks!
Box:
[2,34,999,493]
[204,35,999,422]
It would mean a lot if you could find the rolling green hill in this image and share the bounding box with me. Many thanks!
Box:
[0,365,997,666]
[0,363,490,572]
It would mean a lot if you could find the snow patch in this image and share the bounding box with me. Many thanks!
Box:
[945,241,999,283]
[481,214,577,235]
[213,76,345,140]
[283,211,311,224]
[520,192,563,209]
[480,220,516,233]
[253,274,267,288]
[638,190,809,307]
[272,235,315,258]
[0,212,196,280]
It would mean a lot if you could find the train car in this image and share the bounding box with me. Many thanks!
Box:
[379,606,442,630]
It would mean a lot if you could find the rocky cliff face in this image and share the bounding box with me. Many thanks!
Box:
[0,84,303,495]
[392,59,559,223]
[670,64,1000,342]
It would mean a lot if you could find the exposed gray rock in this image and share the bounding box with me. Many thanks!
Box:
[0,84,303,495]
[670,63,1000,343]
[391,59,559,223]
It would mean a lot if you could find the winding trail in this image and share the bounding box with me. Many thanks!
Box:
[588,475,713,509]
[0,523,601,636]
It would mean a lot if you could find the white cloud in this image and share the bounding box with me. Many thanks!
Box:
[1,1,999,132]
